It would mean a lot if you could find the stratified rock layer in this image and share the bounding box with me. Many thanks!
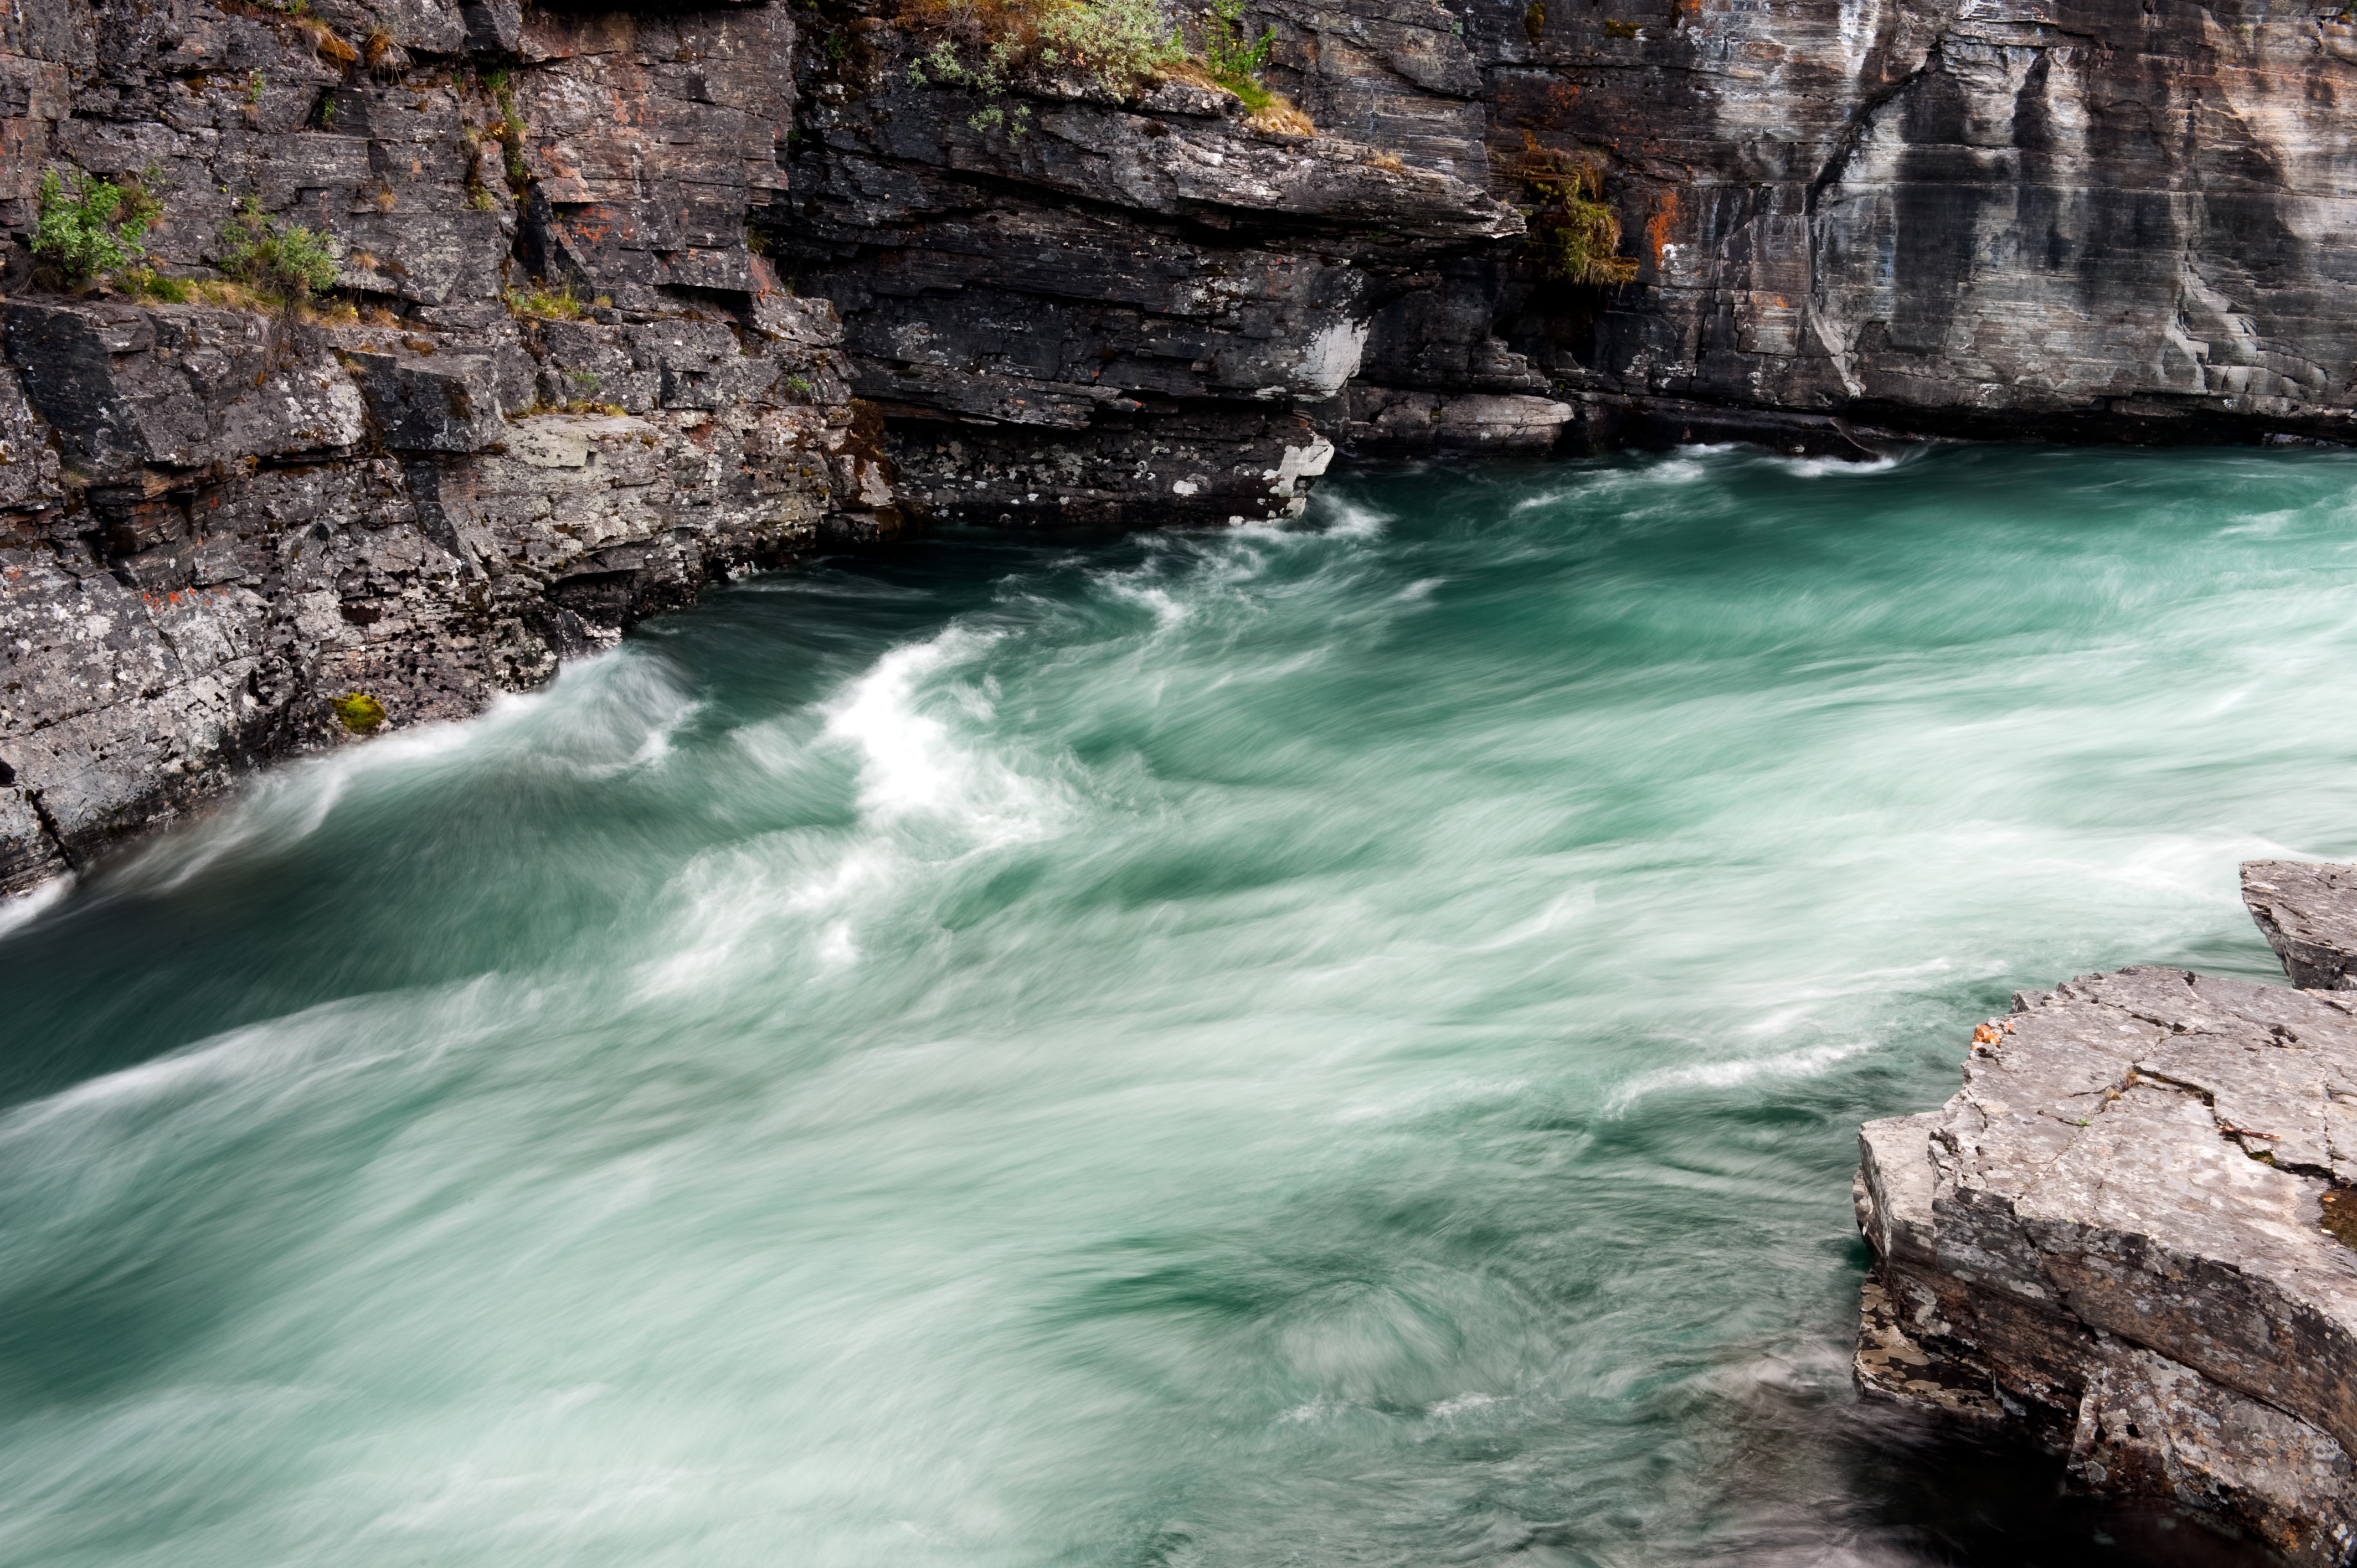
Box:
[0,0,886,891]
[1855,864,2357,1565]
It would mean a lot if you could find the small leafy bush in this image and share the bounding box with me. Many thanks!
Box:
[216,197,340,307]
[904,0,1181,127]
[30,164,164,286]
[1041,0,1185,95]
[899,0,1311,135]
[1199,0,1270,84]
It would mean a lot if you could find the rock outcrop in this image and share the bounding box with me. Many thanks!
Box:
[0,0,888,893]
[1855,863,2357,1564]
[2246,861,2357,992]
[1410,0,2357,450]
[774,13,1528,527]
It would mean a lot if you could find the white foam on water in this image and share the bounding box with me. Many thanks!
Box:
[107,648,696,897]
[821,626,1061,847]
[1601,1038,1878,1118]
[1317,496,1392,538]
[1774,452,1901,479]
[0,872,73,940]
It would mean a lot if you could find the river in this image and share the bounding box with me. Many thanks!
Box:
[5,443,2350,1565]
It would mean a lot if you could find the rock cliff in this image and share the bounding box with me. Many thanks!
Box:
[1855,863,2357,1564]
[0,0,903,891]
[14,0,2357,889]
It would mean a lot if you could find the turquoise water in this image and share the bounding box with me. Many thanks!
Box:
[6,444,2353,1565]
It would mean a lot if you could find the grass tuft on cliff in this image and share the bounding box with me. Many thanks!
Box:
[505,278,588,321]
[1516,142,1637,287]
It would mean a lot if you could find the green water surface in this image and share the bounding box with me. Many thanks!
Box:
[4,444,2349,1565]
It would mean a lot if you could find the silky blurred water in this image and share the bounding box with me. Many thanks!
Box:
[5,443,2353,1566]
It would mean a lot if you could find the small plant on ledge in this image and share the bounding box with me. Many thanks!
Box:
[505,278,588,321]
[30,163,165,290]
[900,0,1312,136]
[332,692,386,734]
[215,196,340,311]
[1177,0,1313,133]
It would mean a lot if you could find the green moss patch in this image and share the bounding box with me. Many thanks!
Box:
[333,692,387,733]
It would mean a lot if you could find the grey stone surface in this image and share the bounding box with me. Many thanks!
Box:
[1854,869,2357,1563]
[2246,861,2357,991]
[776,16,1532,527]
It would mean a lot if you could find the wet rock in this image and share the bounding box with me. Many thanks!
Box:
[2245,861,2357,991]
[1341,386,1574,455]
[1853,865,2357,1564]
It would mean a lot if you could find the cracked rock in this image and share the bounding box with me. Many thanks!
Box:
[1855,861,2357,1564]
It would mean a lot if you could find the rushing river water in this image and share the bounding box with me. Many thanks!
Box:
[8,444,2356,1565]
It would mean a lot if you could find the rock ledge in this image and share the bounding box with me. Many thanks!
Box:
[1855,862,2357,1564]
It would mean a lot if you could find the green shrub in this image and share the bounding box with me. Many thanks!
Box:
[30,164,164,286]
[215,197,340,308]
[900,0,1313,132]
[904,0,1182,126]
[1041,0,1184,94]
[1198,0,1270,85]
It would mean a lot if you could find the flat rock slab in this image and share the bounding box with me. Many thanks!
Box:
[1855,861,2357,1565]
[2246,861,2357,990]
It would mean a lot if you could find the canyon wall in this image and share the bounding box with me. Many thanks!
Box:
[11,0,2357,888]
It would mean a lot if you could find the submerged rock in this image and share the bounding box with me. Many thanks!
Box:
[1854,862,2357,1564]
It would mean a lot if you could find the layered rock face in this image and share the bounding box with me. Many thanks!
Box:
[1855,864,2357,1564]
[1432,0,2357,447]
[773,6,1538,527]
[0,0,886,892]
